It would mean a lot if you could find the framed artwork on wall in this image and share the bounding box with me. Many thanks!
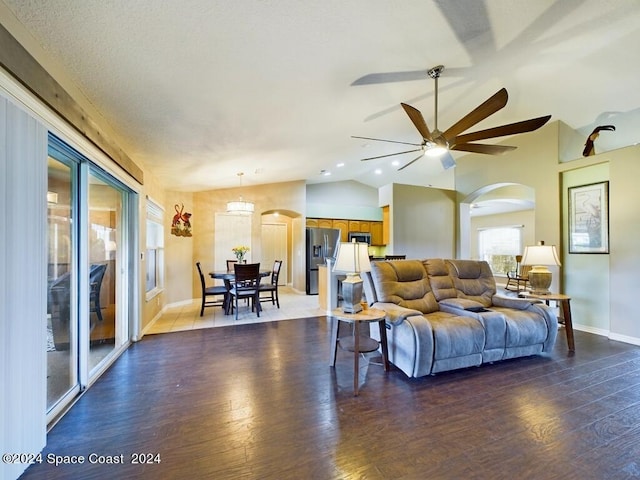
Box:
[568,181,609,254]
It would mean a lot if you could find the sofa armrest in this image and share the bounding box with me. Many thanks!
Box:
[371,302,423,326]
[491,295,540,310]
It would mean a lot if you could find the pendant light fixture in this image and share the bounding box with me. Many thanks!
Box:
[226,172,254,216]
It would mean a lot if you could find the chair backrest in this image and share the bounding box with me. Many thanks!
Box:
[226,259,238,271]
[234,262,261,289]
[519,264,533,279]
[271,260,283,286]
[196,262,206,293]
[89,263,107,298]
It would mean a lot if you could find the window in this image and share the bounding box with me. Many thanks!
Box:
[146,198,164,298]
[478,226,522,275]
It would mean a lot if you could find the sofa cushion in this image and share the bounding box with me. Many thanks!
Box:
[427,312,485,360]
[425,258,458,301]
[445,259,496,306]
[370,260,439,314]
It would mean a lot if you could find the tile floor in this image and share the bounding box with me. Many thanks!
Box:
[146,286,325,334]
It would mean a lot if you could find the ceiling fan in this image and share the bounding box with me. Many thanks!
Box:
[354,65,551,171]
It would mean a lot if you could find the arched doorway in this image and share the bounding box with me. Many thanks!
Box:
[459,184,535,283]
[261,209,303,290]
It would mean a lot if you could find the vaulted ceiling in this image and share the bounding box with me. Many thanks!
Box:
[1,0,639,192]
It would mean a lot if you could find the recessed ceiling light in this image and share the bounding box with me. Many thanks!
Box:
[391,160,399,166]
[337,162,344,168]
[374,169,382,175]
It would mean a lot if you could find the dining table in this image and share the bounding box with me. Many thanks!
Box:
[209,269,272,315]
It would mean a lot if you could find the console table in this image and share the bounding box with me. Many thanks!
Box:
[522,292,575,352]
[329,308,389,395]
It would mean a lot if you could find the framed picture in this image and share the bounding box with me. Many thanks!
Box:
[568,181,609,254]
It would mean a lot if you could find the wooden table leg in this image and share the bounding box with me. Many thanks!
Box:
[561,299,575,352]
[353,321,360,396]
[329,317,339,367]
[378,320,389,371]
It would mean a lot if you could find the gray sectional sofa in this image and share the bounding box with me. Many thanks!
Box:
[362,258,558,378]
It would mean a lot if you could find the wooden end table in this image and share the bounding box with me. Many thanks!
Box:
[522,292,575,352]
[329,308,389,396]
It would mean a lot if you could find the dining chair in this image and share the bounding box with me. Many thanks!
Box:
[226,259,238,271]
[229,262,261,320]
[259,260,283,308]
[196,262,227,316]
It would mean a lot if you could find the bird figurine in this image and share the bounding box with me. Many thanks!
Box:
[583,125,615,157]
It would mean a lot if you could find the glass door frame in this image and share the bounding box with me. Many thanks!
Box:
[47,133,139,424]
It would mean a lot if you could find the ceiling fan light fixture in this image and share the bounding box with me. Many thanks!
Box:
[424,143,448,157]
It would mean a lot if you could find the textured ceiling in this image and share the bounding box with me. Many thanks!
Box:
[1,0,639,192]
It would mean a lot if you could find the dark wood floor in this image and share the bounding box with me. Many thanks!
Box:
[22,318,640,480]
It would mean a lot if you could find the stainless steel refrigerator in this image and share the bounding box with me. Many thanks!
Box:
[306,227,341,295]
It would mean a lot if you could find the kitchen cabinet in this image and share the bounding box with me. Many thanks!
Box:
[306,218,386,245]
[332,219,349,241]
[371,221,383,246]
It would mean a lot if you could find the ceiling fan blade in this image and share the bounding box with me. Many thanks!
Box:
[351,135,422,147]
[451,115,552,145]
[351,69,429,86]
[452,143,517,155]
[361,148,423,162]
[400,103,433,141]
[397,154,425,171]
[442,88,509,140]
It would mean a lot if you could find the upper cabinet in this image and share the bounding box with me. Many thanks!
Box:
[318,218,333,229]
[332,219,349,241]
[306,217,385,245]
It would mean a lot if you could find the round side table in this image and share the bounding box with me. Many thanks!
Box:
[329,308,389,396]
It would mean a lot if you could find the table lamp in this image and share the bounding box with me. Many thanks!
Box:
[332,240,371,313]
[521,242,561,294]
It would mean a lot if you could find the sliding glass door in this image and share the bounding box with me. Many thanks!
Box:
[87,167,129,372]
[47,151,79,412]
[47,134,135,418]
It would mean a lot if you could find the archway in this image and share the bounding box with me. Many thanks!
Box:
[260,209,304,291]
[459,183,536,270]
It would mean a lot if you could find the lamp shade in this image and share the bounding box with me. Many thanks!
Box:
[332,241,371,274]
[521,245,561,267]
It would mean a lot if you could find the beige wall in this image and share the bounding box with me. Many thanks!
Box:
[560,144,640,343]
[139,172,166,330]
[391,184,457,259]
[609,145,640,342]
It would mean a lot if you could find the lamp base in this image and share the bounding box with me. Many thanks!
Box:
[341,274,363,313]
[528,266,552,295]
